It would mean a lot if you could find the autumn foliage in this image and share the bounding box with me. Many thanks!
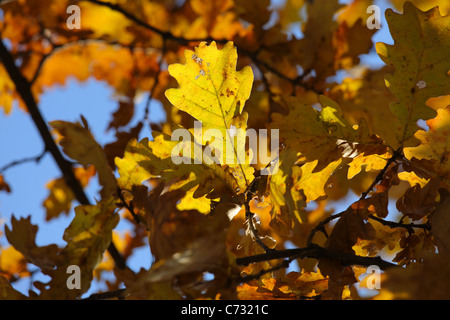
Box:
[0,0,449,300]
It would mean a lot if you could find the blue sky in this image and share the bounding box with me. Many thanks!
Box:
[0,0,395,297]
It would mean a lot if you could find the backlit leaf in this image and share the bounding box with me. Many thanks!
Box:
[376,2,450,142]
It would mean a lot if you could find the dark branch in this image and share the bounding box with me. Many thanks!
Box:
[79,0,215,45]
[80,0,315,93]
[0,38,126,270]
[236,244,397,271]
[369,214,431,233]
[359,147,402,201]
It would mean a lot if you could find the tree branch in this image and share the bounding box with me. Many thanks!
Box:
[0,37,126,270]
[236,244,397,271]
[79,0,316,94]
[0,149,47,173]
[79,0,213,45]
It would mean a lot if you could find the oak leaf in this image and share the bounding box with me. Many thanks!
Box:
[50,118,117,199]
[4,216,61,273]
[403,106,450,182]
[376,2,450,142]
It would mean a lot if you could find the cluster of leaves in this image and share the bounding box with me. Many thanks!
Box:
[0,0,449,300]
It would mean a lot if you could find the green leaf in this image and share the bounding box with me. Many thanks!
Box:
[376,2,450,143]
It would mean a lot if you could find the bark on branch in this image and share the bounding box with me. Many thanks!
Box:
[236,244,397,271]
[0,38,126,270]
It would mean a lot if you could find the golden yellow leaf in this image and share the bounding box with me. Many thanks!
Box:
[38,198,119,299]
[347,152,391,180]
[0,65,15,115]
[0,246,29,280]
[295,159,343,203]
[165,41,253,133]
[116,134,241,214]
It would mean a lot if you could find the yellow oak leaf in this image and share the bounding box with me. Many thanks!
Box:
[116,134,242,214]
[165,41,255,187]
[78,1,135,44]
[0,246,29,280]
[397,171,429,188]
[337,0,373,27]
[376,2,450,143]
[165,41,253,132]
[295,158,343,203]
[277,0,306,32]
[38,198,119,299]
[329,67,402,148]
[269,148,306,223]
[347,152,391,180]
[269,95,358,172]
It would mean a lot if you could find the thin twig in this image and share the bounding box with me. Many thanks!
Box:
[236,244,397,271]
[80,0,316,94]
[0,38,127,270]
[143,39,166,126]
[0,149,47,173]
[116,187,148,229]
[238,259,291,282]
[368,214,430,233]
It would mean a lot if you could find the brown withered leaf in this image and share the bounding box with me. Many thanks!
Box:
[396,177,441,220]
[377,252,450,300]
[132,186,230,295]
[107,99,135,131]
[104,122,143,169]
[5,216,62,273]
[318,208,376,299]
[431,190,450,255]
[0,275,27,300]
